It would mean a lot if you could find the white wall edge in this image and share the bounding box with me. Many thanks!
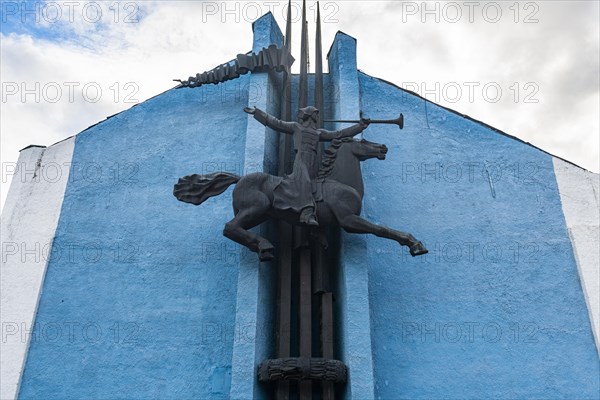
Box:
[0,137,76,400]
[552,157,600,358]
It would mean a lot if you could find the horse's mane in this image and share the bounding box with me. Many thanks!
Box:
[317,137,354,178]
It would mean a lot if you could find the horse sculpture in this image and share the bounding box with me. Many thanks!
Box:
[174,137,428,261]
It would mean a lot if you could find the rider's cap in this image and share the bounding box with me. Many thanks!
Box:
[297,106,319,121]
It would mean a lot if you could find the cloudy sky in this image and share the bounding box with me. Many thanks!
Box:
[1,0,599,211]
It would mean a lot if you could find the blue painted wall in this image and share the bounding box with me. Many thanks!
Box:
[358,72,600,399]
[19,78,252,398]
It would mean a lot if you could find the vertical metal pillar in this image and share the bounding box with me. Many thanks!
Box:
[275,2,294,399]
[265,3,346,399]
[297,3,313,399]
[314,4,335,399]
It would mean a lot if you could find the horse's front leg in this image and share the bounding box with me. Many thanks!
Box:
[339,215,428,256]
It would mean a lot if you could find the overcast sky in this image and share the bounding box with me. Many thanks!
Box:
[1,0,599,211]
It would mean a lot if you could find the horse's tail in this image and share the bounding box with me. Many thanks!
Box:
[173,172,240,206]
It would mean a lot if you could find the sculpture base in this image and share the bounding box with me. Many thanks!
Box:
[258,357,347,383]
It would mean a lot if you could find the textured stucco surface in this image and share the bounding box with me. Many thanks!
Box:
[358,72,600,399]
[229,12,281,400]
[328,31,376,400]
[18,80,249,399]
[553,157,600,356]
[1,139,75,400]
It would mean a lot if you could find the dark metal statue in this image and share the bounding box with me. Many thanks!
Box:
[244,105,370,226]
[173,106,428,261]
[173,2,428,397]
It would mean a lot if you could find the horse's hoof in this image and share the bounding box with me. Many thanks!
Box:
[410,242,428,257]
[258,242,275,262]
[259,250,275,262]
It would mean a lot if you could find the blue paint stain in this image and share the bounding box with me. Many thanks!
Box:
[210,366,232,395]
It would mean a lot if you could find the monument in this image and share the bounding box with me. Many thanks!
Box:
[173,5,427,398]
[2,1,598,399]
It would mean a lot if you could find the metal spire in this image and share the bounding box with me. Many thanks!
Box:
[298,0,309,109]
[279,0,294,173]
[298,8,313,400]
[315,1,324,128]
[275,4,295,398]
[282,0,293,124]
[285,0,293,51]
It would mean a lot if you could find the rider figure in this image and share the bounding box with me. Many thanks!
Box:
[244,106,370,226]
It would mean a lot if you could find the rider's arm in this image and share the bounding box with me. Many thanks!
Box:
[318,119,370,141]
[244,107,295,134]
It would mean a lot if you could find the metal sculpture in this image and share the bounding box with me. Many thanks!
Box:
[324,112,404,129]
[258,358,347,383]
[172,1,428,398]
[173,121,428,260]
[174,44,294,88]
[244,105,370,227]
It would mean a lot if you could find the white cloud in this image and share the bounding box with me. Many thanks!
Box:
[1,0,598,212]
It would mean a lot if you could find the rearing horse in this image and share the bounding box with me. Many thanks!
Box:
[174,137,428,261]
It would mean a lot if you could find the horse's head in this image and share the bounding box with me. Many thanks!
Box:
[351,138,388,161]
[319,138,388,184]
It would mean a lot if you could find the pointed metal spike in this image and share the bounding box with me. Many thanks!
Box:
[315,1,324,128]
[285,0,292,51]
[298,0,309,109]
[280,0,294,180]
[306,20,310,72]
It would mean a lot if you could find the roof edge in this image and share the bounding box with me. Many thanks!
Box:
[19,144,46,152]
[252,11,275,29]
[359,70,595,174]
[326,30,357,59]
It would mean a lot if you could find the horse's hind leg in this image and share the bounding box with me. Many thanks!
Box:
[339,214,428,256]
[223,201,274,261]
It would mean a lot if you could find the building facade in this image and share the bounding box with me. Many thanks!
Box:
[2,12,599,400]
